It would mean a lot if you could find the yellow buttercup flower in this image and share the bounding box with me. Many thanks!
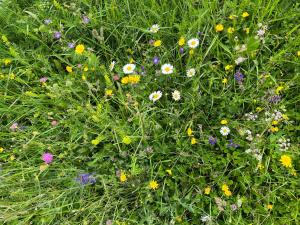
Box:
[75,44,85,54]
[166,169,172,176]
[222,184,232,196]
[4,58,11,65]
[275,85,284,94]
[215,24,224,32]
[105,89,113,96]
[272,120,279,126]
[0,147,4,153]
[222,78,228,84]
[178,37,185,46]
[280,155,292,168]
[244,27,250,34]
[227,27,235,34]
[66,66,72,73]
[187,127,193,136]
[267,204,273,210]
[120,171,127,182]
[122,136,132,145]
[204,187,211,195]
[121,76,129,84]
[270,126,279,132]
[242,12,250,18]
[83,66,89,72]
[153,40,161,47]
[149,180,159,190]
[225,64,233,71]
[191,137,197,145]
[220,119,228,125]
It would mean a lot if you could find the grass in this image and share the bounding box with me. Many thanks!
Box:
[0,0,299,224]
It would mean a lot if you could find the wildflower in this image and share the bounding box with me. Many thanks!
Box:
[149,180,159,190]
[76,173,96,185]
[66,66,73,73]
[257,163,264,170]
[235,57,247,65]
[82,15,90,24]
[0,147,4,153]
[244,27,250,34]
[65,41,74,48]
[122,136,132,145]
[209,136,217,145]
[282,114,289,120]
[220,119,228,125]
[225,64,233,71]
[51,120,58,126]
[227,27,235,34]
[268,95,281,104]
[54,31,62,39]
[123,63,136,74]
[166,169,172,176]
[187,128,193,136]
[189,49,194,55]
[267,204,273,210]
[120,171,127,182]
[105,89,113,96]
[4,58,11,65]
[242,12,250,18]
[186,68,196,77]
[153,40,161,47]
[161,64,174,74]
[275,85,284,94]
[42,152,53,164]
[178,37,185,46]
[220,126,230,136]
[44,19,52,25]
[149,24,160,33]
[234,71,244,83]
[39,77,48,83]
[10,122,18,131]
[179,47,184,54]
[201,215,212,223]
[222,184,232,196]
[191,137,197,145]
[270,126,279,132]
[149,91,162,102]
[10,155,15,161]
[109,61,116,71]
[187,38,199,48]
[215,24,224,32]
[121,76,129,84]
[227,139,240,148]
[153,56,160,65]
[83,66,88,72]
[204,187,211,195]
[228,15,237,20]
[272,120,279,126]
[280,155,292,168]
[172,90,181,101]
[128,75,141,84]
[297,51,300,56]
[74,44,85,55]
[113,74,120,81]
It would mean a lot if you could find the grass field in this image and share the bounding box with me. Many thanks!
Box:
[0,0,299,224]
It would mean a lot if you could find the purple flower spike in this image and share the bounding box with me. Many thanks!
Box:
[179,47,184,54]
[54,31,62,39]
[42,152,53,164]
[153,56,160,65]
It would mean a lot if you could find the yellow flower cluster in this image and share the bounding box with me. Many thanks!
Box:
[121,75,141,84]
[221,184,232,196]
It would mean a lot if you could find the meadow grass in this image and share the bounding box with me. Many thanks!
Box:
[0,0,299,224]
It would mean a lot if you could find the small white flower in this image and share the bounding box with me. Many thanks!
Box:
[200,215,212,222]
[186,68,196,77]
[109,61,116,71]
[149,91,162,102]
[257,29,265,36]
[122,63,136,74]
[235,56,247,65]
[161,64,174,74]
[187,38,199,48]
[220,126,230,136]
[149,24,160,33]
[172,90,181,101]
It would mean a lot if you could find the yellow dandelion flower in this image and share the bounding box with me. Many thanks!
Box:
[75,44,85,54]
[257,163,264,170]
[121,76,129,84]
[120,171,127,182]
[128,75,141,84]
[191,137,197,145]
[242,12,250,18]
[66,66,73,73]
[280,155,292,168]
[178,37,185,46]
[267,204,273,210]
[187,127,193,136]
[227,27,235,34]
[215,24,224,32]
[105,89,113,96]
[204,187,211,195]
[122,136,132,145]
[222,78,228,84]
[220,119,228,125]
[153,40,161,47]
[149,180,159,190]
[166,169,172,176]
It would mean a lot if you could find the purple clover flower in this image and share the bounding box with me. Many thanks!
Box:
[76,173,96,185]
[209,136,217,145]
[153,56,160,65]
[234,71,244,84]
[82,15,90,24]
[54,31,62,39]
[44,19,52,25]
[42,152,53,164]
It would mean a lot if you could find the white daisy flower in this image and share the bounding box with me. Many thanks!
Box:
[172,90,181,101]
[150,24,160,33]
[220,126,230,136]
[187,38,199,49]
[186,68,196,77]
[109,61,116,71]
[122,63,136,74]
[161,64,174,74]
[149,91,162,102]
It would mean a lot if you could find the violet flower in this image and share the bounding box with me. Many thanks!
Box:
[42,152,53,164]
[76,173,96,185]
[153,56,160,65]
[54,31,62,39]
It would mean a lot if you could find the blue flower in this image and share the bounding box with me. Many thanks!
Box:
[76,173,96,185]
[209,136,217,145]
